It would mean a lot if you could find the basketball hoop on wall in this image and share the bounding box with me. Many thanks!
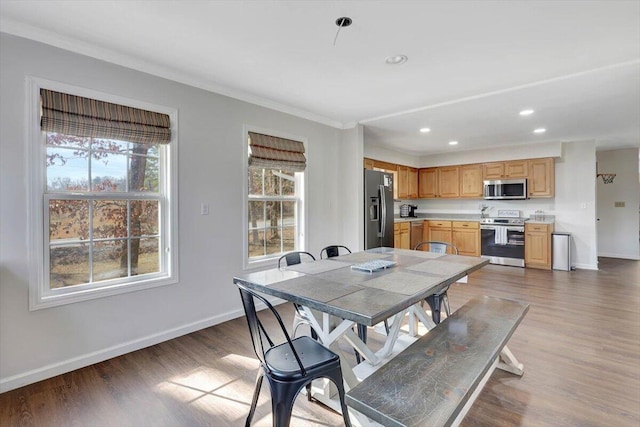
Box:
[597,173,616,184]
[596,162,616,184]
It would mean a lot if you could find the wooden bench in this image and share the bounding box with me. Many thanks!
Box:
[346,295,529,427]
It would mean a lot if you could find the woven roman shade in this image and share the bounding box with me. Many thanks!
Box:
[248,132,306,172]
[40,89,171,144]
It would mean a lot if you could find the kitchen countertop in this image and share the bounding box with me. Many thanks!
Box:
[395,214,555,224]
[395,214,482,223]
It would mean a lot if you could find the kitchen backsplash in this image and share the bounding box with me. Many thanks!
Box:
[395,198,556,218]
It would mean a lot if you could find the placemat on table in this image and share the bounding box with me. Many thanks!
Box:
[406,260,470,276]
[285,259,350,275]
[359,271,444,295]
[332,252,391,264]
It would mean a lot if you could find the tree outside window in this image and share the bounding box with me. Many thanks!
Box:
[247,169,298,260]
[46,132,162,289]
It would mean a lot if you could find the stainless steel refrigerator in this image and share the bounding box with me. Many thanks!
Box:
[364,169,394,249]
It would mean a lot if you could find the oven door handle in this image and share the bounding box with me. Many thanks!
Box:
[481,225,524,232]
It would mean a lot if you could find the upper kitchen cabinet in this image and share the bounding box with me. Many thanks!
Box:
[418,168,438,198]
[438,166,460,198]
[483,160,528,179]
[408,167,418,199]
[459,164,483,198]
[528,157,555,198]
[364,158,375,170]
[396,165,419,200]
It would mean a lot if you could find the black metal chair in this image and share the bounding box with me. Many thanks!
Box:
[414,241,459,324]
[238,283,352,427]
[320,245,352,259]
[277,251,316,268]
[278,252,317,340]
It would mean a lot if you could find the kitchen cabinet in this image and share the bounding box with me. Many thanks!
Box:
[528,157,555,198]
[459,164,483,198]
[424,220,453,253]
[483,160,529,179]
[418,168,438,198]
[438,166,460,198]
[394,222,410,249]
[397,165,418,200]
[408,167,418,199]
[364,158,374,170]
[525,222,554,269]
[452,221,480,256]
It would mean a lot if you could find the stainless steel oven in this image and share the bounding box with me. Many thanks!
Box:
[480,210,525,267]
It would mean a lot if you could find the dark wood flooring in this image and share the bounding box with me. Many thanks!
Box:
[1,257,639,426]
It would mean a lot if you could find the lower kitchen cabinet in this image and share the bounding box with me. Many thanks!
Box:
[525,222,554,269]
[394,222,410,249]
[452,221,480,256]
[424,220,454,253]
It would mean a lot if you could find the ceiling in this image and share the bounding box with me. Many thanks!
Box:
[1,0,639,156]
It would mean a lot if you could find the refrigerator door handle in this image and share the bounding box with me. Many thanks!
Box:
[379,184,386,238]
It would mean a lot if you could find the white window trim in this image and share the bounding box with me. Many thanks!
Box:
[26,77,179,310]
[242,125,307,270]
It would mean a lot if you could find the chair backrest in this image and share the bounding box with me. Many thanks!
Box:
[278,251,316,268]
[320,245,352,259]
[237,283,307,375]
[414,241,459,255]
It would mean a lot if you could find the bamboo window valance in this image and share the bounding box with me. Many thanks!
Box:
[248,132,306,172]
[40,89,171,144]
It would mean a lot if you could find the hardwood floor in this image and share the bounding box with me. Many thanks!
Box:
[1,257,639,426]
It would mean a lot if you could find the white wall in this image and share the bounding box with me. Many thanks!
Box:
[388,141,599,269]
[596,148,640,259]
[0,34,360,391]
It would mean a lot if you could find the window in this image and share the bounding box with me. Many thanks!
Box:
[245,130,306,266]
[28,79,178,309]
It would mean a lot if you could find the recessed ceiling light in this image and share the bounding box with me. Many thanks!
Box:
[419,127,431,133]
[533,128,546,134]
[519,109,535,116]
[385,55,408,65]
[449,141,458,145]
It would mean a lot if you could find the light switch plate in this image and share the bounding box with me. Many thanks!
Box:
[614,201,625,208]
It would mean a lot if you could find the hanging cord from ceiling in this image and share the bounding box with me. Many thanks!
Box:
[333,16,352,46]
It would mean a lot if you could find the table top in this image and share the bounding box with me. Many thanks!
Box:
[233,248,489,326]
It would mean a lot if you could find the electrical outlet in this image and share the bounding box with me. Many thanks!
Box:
[200,203,210,215]
[614,201,625,208]
[580,203,587,209]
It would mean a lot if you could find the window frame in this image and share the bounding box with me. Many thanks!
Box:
[243,125,307,270]
[27,77,179,310]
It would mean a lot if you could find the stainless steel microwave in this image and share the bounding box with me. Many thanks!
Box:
[483,179,527,200]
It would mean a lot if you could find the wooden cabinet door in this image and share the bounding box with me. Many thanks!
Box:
[452,221,480,256]
[400,223,410,249]
[364,158,375,170]
[459,164,483,198]
[408,168,418,199]
[438,166,460,198]
[483,162,504,179]
[525,223,553,269]
[418,168,438,198]
[529,157,554,198]
[505,160,529,178]
[394,223,401,248]
[427,221,453,252]
[397,165,409,199]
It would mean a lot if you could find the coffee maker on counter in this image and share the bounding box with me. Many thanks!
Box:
[399,204,418,218]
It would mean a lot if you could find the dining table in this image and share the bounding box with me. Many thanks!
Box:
[233,247,522,424]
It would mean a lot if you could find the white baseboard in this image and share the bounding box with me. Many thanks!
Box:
[573,263,598,270]
[597,252,640,261]
[0,306,255,393]
[0,295,288,394]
